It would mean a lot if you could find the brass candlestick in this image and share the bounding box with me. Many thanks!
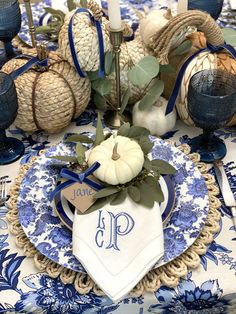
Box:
[103,27,132,129]
[23,0,36,47]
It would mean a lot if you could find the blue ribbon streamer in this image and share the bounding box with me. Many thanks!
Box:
[165,43,236,115]
[50,161,104,201]
[68,8,105,78]
[11,55,48,80]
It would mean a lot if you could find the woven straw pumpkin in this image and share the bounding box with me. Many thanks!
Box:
[2,50,91,133]
[58,10,111,72]
[150,10,236,126]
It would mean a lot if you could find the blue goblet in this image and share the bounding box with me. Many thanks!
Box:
[0,72,24,165]
[187,69,236,163]
[188,0,224,20]
[0,0,22,66]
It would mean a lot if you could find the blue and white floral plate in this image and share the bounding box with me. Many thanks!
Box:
[18,137,209,273]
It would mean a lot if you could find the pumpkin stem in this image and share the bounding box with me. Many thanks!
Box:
[164,8,173,20]
[112,143,120,160]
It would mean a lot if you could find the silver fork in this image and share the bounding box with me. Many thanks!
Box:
[0,176,8,206]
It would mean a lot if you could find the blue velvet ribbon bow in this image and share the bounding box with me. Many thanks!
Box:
[50,161,104,202]
[165,43,236,115]
[68,8,105,78]
[10,55,48,80]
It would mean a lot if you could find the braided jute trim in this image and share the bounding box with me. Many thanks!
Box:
[6,144,221,297]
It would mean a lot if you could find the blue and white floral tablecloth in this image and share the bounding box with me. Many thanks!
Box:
[0,115,236,314]
[1,0,236,313]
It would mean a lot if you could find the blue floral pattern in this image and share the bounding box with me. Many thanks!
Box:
[17,137,209,271]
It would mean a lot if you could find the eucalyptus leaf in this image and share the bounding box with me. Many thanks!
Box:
[67,0,76,11]
[36,25,53,34]
[65,134,94,144]
[144,176,164,202]
[151,159,176,174]
[120,88,131,114]
[105,51,114,75]
[85,197,111,214]
[159,64,175,73]
[87,71,99,81]
[128,56,160,87]
[92,78,112,96]
[94,187,120,199]
[48,156,77,163]
[127,126,150,139]
[94,93,107,111]
[174,40,192,56]
[110,188,127,205]
[137,182,155,208]
[139,136,154,154]
[138,79,164,111]
[128,185,140,202]
[44,7,65,19]
[222,28,236,46]
[117,122,131,137]
[94,112,105,146]
[80,0,88,8]
[143,157,152,171]
[76,142,86,164]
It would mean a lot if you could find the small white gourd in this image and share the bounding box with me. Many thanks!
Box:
[88,135,144,185]
[140,9,173,46]
[132,97,177,137]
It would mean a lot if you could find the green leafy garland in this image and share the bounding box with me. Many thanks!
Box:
[51,113,176,210]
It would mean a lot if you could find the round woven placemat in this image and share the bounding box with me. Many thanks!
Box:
[6,143,221,297]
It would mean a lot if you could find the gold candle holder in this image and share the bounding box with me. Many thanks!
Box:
[23,0,36,47]
[103,27,132,129]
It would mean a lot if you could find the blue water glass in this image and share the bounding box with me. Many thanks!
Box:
[0,72,24,165]
[188,0,224,20]
[187,69,236,163]
[0,0,21,64]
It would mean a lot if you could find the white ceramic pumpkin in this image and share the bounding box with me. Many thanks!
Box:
[88,135,145,185]
[139,9,173,46]
[132,97,177,136]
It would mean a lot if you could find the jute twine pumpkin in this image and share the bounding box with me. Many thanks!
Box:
[2,50,91,133]
[149,10,236,126]
[58,7,111,72]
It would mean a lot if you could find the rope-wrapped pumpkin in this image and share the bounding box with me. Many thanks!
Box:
[2,50,91,133]
[149,10,236,126]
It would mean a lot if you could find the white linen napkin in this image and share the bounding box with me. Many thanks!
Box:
[73,196,164,302]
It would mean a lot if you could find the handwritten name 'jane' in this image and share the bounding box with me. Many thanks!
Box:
[70,188,96,200]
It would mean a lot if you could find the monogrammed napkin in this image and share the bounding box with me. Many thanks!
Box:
[72,196,164,302]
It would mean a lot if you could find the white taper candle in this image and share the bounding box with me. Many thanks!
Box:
[107,0,122,30]
[177,0,188,14]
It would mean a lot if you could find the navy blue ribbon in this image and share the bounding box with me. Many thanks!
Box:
[165,43,236,115]
[50,162,104,201]
[11,55,48,80]
[68,8,105,78]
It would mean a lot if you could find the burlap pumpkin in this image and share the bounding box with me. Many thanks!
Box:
[58,9,111,72]
[2,50,91,133]
[150,10,236,126]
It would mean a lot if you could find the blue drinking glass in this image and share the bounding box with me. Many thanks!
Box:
[187,69,236,163]
[188,0,224,20]
[0,72,24,165]
[0,0,21,66]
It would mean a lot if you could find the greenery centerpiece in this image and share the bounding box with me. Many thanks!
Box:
[50,113,176,211]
